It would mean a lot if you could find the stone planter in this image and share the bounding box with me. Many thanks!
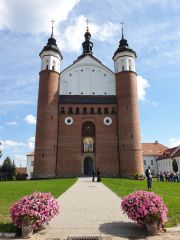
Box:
[146,221,158,235]
[22,224,33,238]
[21,217,34,238]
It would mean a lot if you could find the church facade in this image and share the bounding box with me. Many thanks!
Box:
[33,26,144,178]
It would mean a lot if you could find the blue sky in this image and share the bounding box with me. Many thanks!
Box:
[0,0,180,167]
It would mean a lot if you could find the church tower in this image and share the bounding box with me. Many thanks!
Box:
[113,28,144,177]
[33,24,63,178]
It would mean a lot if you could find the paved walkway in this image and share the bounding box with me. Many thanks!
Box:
[32,177,146,239]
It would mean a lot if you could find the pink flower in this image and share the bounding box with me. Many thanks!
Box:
[121,191,168,227]
[10,192,59,230]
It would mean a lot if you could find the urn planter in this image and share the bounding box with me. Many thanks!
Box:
[146,221,158,235]
[22,223,33,238]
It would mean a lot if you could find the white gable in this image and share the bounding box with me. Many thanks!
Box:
[60,55,115,95]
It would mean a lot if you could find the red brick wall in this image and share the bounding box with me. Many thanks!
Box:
[33,70,59,178]
[116,71,144,177]
[56,104,119,177]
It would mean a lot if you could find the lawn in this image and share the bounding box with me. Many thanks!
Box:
[103,178,180,228]
[0,178,76,232]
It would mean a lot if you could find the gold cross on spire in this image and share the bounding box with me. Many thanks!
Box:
[51,19,55,37]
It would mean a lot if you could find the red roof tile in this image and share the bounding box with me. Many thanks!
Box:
[16,167,27,174]
[142,143,168,156]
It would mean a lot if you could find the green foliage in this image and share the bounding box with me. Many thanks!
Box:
[0,178,76,232]
[15,173,28,180]
[103,178,180,227]
[0,156,16,180]
[133,173,145,180]
[172,158,178,172]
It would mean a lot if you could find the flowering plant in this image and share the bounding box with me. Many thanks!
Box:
[121,191,167,228]
[10,192,59,230]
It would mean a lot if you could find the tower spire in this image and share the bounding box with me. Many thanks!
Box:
[121,22,124,39]
[86,18,90,32]
[82,18,93,54]
[51,20,55,38]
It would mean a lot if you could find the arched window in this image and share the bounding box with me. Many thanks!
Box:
[52,60,56,71]
[129,59,131,71]
[75,107,80,114]
[122,66,125,71]
[83,107,87,114]
[68,107,73,114]
[104,107,108,114]
[82,121,95,137]
[111,107,115,114]
[82,121,95,153]
[83,137,94,152]
[98,107,101,114]
[60,107,65,114]
[90,107,94,114]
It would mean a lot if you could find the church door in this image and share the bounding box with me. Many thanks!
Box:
[84,157,93,176]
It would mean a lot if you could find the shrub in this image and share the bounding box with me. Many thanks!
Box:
[15,173,28,180]
[121,191,167,228]
[10,192,59,230]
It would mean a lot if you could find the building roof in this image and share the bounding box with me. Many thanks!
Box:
[26,151,34,156]
[157,145,180,160]
[16,167,27,174]
[113,28,136,58]
[39,25,63,59]
[142,142,168,156]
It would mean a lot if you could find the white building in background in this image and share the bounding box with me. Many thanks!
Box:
[26,152,34,179]
[27,141,169,178]
[142,141,168,175]
[157,145,180,173]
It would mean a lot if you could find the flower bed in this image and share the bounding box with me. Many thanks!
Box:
[10,192,59,230]
[121,190,167,230]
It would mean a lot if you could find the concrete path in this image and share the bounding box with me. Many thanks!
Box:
[32,177,146,240]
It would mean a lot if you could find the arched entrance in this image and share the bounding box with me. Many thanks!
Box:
[84,157,93,176]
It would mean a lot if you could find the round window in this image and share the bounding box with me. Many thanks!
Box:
[104,117,112,126]
[65,117,73,125]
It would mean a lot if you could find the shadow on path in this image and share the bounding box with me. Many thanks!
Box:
[99,221,147,239]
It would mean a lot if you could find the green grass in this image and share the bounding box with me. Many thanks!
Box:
[0,178,76,232]
[103,178,180,228]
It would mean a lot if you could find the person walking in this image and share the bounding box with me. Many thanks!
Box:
[145,166,152,191]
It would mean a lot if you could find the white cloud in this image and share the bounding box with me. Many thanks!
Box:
[59,15,120,52]
[93,22,120,42]
[27,137,35,150]
[0,0,80,33]
[137,75,150,101]
[6,121,17,125]
[169,138,180,147]
[14,154,27,167]
[25,114,36,124]
[0,140,25,150]
[0,100,35,105]
[0,137,35,166]
[151,100,159,107]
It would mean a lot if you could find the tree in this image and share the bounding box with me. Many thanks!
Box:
[172,158,178,172]
[0,156,16,180]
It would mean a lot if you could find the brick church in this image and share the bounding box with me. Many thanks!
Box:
[33,24,144,178]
